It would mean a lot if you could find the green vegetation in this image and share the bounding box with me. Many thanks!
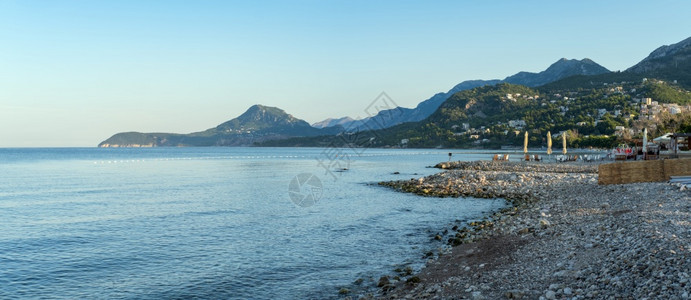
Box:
[540,72,644,91]
[368,83,628,148]
[642,81,691,104]
[629,46,691,90]
[261,77,690,149]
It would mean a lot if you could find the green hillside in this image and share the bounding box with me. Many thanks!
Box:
[263,78,690,149]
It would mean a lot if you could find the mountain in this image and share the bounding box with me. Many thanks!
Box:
[416,83,540,137]
[263,38,691,149]
[626,36,691,88]
[627,37,691,73]
[98,105,340,147]
[357,80,502,130]
[325,80,500,131]
[311,116,355,129]
[262,77,691,148]
[369,81,641,148]
[317,58,609,132]
[541,36,691,91]
[504,58,610,87]
[209,104,318,136]
[408,80,503,121]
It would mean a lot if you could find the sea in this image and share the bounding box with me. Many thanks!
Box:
[0,147,506,299]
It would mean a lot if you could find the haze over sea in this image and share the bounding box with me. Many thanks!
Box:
[0,147,504,299]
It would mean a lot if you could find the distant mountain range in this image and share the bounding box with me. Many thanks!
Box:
[100,36,691,147]
[542,36,691,90]
[98,105,341,147]
[316,58,610,131]
[311,116,356,129]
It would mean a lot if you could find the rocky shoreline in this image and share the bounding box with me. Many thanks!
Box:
[369,160,689,299]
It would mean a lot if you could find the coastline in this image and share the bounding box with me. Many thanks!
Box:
[372,160,689,299]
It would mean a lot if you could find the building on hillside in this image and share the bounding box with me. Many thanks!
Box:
[598,109,608,117]
[665,104,682,115]
[508,120,526,129]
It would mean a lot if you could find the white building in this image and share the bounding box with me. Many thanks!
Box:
[668,105,682,115]
[598,109,608,117]
[508,120,526,128]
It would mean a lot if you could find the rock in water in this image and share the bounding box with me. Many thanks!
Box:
[377,276,390,287]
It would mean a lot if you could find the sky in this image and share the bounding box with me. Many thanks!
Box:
[1,0,690,147]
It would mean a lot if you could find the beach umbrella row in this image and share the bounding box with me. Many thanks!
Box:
[522,131,567,157]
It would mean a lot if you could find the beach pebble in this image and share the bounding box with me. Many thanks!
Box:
[539,219,550,228]
[377,160,690,300]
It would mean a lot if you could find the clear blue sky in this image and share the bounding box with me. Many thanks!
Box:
[1,0,689,147]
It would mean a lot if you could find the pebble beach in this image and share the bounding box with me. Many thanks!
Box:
[373,160,690,299]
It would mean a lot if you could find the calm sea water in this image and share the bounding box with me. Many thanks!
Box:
[0,147,505,299]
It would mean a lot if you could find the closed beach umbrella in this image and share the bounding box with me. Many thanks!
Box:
[523,131,529,154]
[642,128,648,153]
[547,131,552,155]
[562,133,567,155]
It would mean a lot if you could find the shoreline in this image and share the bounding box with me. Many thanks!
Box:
[371,160,689,299]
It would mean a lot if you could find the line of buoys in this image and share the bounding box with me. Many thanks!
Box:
[91,154,321,164]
